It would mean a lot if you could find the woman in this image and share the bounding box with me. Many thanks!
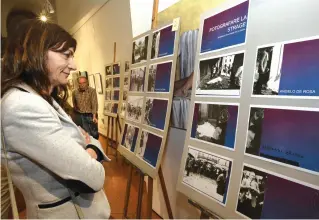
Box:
[1,18,111,218]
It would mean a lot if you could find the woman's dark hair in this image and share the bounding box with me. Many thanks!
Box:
[1,16,77,108]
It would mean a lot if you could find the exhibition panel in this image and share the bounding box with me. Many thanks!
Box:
[118,21,180,178]
[176,0,319,218]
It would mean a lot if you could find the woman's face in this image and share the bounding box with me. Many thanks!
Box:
[46,47,76,87]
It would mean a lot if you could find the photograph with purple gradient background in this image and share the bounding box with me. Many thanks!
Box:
[148,62,172,92]
[201,0,249,53]
[113,63,120,75]
[151,25,175,59]
[111,103,118,114]
[113,77,120,89]
[183,147,232,204]
[144,98,168,130]
[253,37,319,97]
[121,123,139,152]
[237,165,319,219]
[191,103,238,149]
[112,90,120,101]
[246,107,319,173]
[137,130,162,167]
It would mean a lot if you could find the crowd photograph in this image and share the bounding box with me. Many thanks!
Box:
[130,67,145,92]
[183,147,231,203]
[126,96,144,122]
[236,166,267,219]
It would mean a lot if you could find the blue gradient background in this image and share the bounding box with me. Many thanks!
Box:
[261,174,319,218]
[158,25,175,57]
[191,104,238,149]
[224,106,238,149]
[154,62,172,92]
[143,132,162,167]
[111,103,118,113]
[279,39,319,96]
[201,1,248,53]
[148,99,168,130]
[259,108,319,172]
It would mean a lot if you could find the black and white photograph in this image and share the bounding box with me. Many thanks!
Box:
[120,103,126,118]
[105,78,112,89]
[121,123,139,152]
[253,45,282,95]
[183,147,232,203]
[105,65,112,75]
[236,166,267,219]
[126,96,144,122]
[191,103,238,149]
[123,90,128,101]
[105,90,111,100]
[88,75,95,89]
[124,75,129,90]
[130,67,145,92]
[132,35,149,64]
[125,61,130,72]
[197,52,245,96]
[104,102,112,114]
[245,107,264,155]
[151,31,160,59]
[137,130,148,158]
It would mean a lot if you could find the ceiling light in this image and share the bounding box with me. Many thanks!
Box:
[40,15,48,22]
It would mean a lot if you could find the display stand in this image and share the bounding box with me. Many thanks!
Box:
[122,163,173,219]
[188,199,221,219]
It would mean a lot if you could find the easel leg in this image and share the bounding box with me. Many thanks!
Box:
[146,176,153,219]
[136,170,145,219]
[159,166,174,219]
[123,164,133,219]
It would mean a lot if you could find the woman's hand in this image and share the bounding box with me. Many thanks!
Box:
[78,126,90,144]
[86,148,98,159]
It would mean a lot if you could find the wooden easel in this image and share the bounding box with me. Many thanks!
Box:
[122,1,173,218]
[105,42,121,161]
[122,164,173,219]
[188,199,221,219]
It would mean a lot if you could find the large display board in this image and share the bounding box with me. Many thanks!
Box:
[177,0,319,218]
[118,21,180,178]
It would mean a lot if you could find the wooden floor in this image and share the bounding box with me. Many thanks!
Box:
[10,135,161,219]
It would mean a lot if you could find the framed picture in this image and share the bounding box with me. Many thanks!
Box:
[88,74,95,89]
[95,73,103,94]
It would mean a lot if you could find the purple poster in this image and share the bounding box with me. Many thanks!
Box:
[201,0,249,53]
[148,62,172,92]
[137,130,162,167]
[237,165,319,219]
[253,37,319,97]
[246,106,319,173]
[113,63,120,75]
[121,123,139,152]
[144,98,168,130]
[151,25,175,59]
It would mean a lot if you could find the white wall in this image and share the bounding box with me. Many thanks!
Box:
[70,0,133,135]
